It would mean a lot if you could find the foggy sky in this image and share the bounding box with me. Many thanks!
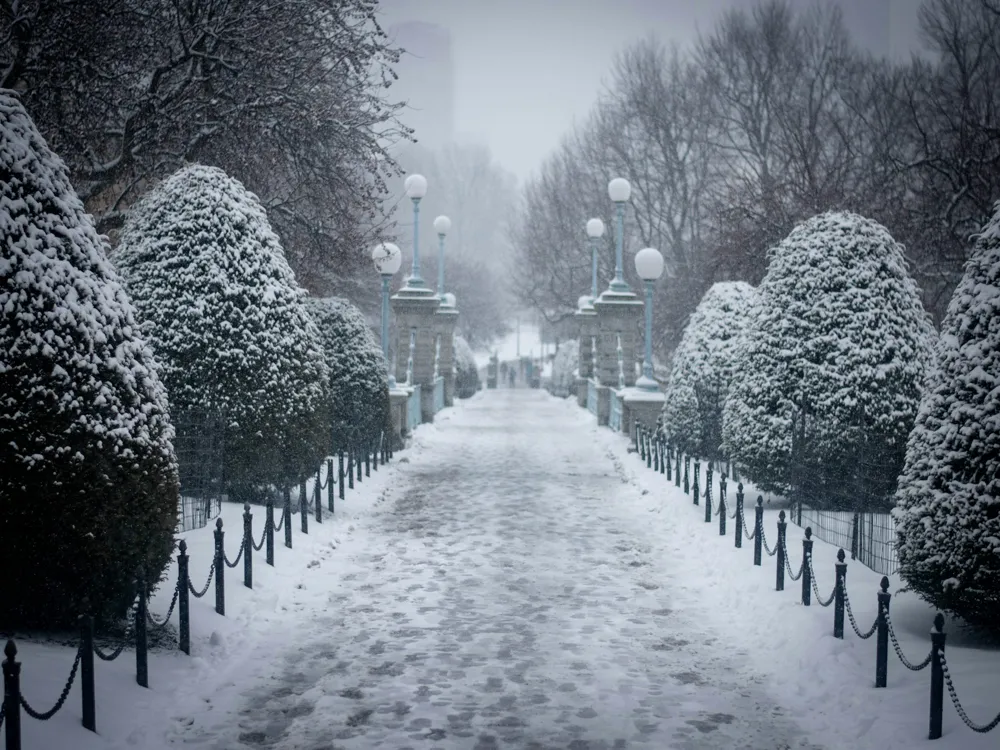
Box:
[379,0,925,185]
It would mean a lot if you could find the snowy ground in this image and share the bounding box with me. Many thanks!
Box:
[9,389,1000,749]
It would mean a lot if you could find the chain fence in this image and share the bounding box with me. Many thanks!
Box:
[18,646,82,721]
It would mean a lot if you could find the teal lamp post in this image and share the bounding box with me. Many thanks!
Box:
[433,214,452,300]
[586,218,605,304]
[607,178,632,293]
[634,246,664,391]
[403,173,428,287]
[371,241,402,387]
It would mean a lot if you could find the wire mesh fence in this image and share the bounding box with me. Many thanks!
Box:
[173,410,225,533]
[797,505,899,576]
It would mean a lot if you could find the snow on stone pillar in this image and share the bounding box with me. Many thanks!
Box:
[435,293,459,407]
[574,295,599,408]
[391,283,440,420]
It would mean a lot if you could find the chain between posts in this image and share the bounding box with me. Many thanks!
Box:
[223,538,246,568]
[145,584,180,631]
[251,518,268,552]
[760,524,779,556]
[883,605,933,671]
[841,583,879,639]
[742,511,755,541]
[782,538,804,581]
[807,555,837,607]
[188,560,216,598]
[18,645,82,720]
[939,651,1000,732]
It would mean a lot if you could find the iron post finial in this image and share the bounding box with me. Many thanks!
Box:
[756,496,763,506]
[779,509,786,521]
[738,482,744,491]
[880,576,890,593]
[4,638,16,659]
[837,548,846,563]
[216,518,223,529]
[805,527,813,539]
[244,502,251,512]
[178,539,187,553]
[933,613,945,632]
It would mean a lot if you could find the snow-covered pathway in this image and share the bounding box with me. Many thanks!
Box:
[181,389,821,749]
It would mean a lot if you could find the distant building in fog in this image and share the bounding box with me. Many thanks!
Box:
[386,20,455,151]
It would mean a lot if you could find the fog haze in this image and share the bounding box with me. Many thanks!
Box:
[380,0,924,184]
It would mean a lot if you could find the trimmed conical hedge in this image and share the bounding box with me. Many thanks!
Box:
[722,212,934,510]
[0,92,178,629]
[893,202,1000,631]
[115,164,330,492]
[304,297,389,452]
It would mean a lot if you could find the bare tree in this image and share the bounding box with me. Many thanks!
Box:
[1,0,410,291]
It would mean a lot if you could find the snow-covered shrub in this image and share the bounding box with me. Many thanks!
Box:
[304,297,389,451]
[454,334,479,398]
[551,340,580,397]
[660,281,757,461]
[660,384,702,456]
[723,212,934,511]
[893,202,1000,630]
[114,165,330,493]
[0,92,178,628]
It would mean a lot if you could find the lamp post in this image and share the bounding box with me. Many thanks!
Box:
[433,215,452,300]
[403,173,428,286]
[607,178,632,293]
[372,241,402,387]
[634,247,664,391]
[586,218,605,304]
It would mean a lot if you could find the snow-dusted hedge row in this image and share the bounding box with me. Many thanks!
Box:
[550,340,579,398]
[893,201,1000,631]
[721,212,935,512]
[659,281,756,460]
[305,296,389,450]
[114,165,331,492]
[0,92,179,628]
[454,334,479,398]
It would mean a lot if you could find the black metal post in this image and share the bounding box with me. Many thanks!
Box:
[851,512,859,560]
[645,432,652,470]
[653,436,660,472]
[348,450,355,490]
[692,461,700,505]
[735,483,744,549]
[372,438,379,471]
[356,446,363,482]
[638,427,645,461]
[801,528,813,606]
[876,576,891,687]
[753,497,764,566]
[327,458,335,512]
[80,610,95,731]
[683,456,689,494]
[659,439,666,475]
[719,477,727,536]
[338,451,345,500]
[833,549,847,638]
[704,466,712,522]
[4,640,23,749]
[135,568,149,687]
[674,449,680,486]
[299,481,308,534]
[177,540,190,654]
[365,446,371,477]
[929,613,946,740]
[283,485,292,549]
[214,518,225,616]
[776,511,787,590]
[243,503,253,589]
[265,498,275,565]
[315,469,322,523]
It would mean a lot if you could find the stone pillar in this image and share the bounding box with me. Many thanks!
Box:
[623,391,665,443]
[574,305,598,408]
[388,387,409,448]
[593,288,644,426]
[434,302,459,407]
[391,284,440,424]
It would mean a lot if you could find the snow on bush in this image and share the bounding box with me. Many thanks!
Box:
[660,281,757,461]
[550,340,580,398]
[893,202,1000,631]
[454,334,480,398]
[660,383,701,456]
[0,92,178,629]
[114,164,330,492]
[304,296,389,450]
[722,212,935,510]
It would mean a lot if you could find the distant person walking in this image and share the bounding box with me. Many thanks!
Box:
[500,361,508,381]
[508,368,516,388]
